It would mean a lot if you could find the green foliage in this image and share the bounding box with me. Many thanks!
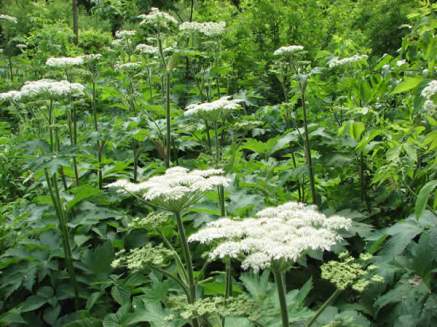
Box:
[0,0,436,326]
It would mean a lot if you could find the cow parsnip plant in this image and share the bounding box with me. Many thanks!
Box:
[0,1,436,327]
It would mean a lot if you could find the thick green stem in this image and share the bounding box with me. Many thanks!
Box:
[213,121,220,164]
[301,87,317,205]
[72,0,79,44]
[72,106,79,186]
[97,141,104,189]
[44,170,79,306]
[54,127,68,190]
[133,141,139,182]
[157,35,172,168]
[225,259,232,298]
[93,78,103,189]
[204,119,212,153]
[48,99,54,152]
[175,212,199,327]
[359,152,370,211]
[92,80,98,131]
[165,71,171,168]
[151,265,190,301]
[8,56,13,82]
[158,230,189,283]
[306,289,342,327]
[273,268,289,327]
[218,185,226,216]
[291,152,302,202]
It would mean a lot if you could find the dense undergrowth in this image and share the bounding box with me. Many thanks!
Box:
[0,0,436,326]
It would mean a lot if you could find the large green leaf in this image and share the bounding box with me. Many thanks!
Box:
[415,180,437,219]
[391,76,423,94]
[82,241,114,275]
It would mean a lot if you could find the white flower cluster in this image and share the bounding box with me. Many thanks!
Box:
[106,166,230,212]
[328,54,368,68]
[136,43,159,55]
[115,30,137,39]
[46,56,84,68]
[189,202,351,272]
[396,59,407,67]
[421,80,437,99]
[0,79,85,102]
[82,54,102,62]
[179,21,226,36]
[184,96,244,118]
[0,90,22,102]
[273,45,304,56]
[114,62,141,72]
[16,44,27,50]
[421,80,437,114]
[139,7,178,29]
[0,14,17,24]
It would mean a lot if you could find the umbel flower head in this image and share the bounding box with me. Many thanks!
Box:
[0,14,17,24]
[421,80,437,100]
[111,243,173,271]
[273,45,304,56]
[0,90,22,102]
[82,54,102,62]
[0,79,85,102]
[136,43,159,55]
[19,79,85,99]
[321,252,384,292]
[328,54,368,68]
[114,62,142,72]
[139,7,178,30]
[184,96,244,120]
[115,30,137,39]
[189,202,352,272]
[46,56,84,68]
[105,166,230,212]
[179,21,226,37]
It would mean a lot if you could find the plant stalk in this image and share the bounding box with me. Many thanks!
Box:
[175,212,199,327]
[300,86,317,205]
[44,169,79,306]
[306,289,342,327]
[273,267,289,327]
[165,70,171,168]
